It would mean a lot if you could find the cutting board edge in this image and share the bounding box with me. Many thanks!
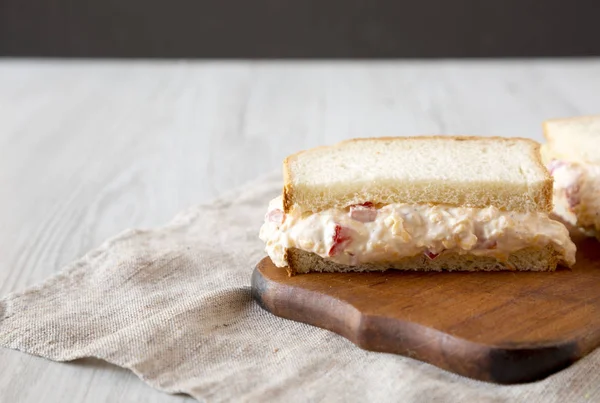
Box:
[251,257,584,384]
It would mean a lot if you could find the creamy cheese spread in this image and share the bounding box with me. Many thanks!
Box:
[259,196,576,268]
[549,160,600,235]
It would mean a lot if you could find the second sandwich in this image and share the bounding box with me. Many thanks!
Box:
[542,115,600,240]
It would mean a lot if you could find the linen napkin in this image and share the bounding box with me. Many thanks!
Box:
[1,172,599,402]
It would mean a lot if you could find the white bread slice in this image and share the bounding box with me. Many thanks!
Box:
[543,115,600,164]
[283,136,552,213]
[286,246,561,275]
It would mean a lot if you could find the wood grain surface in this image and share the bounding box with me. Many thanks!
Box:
[1,59,600,401]
[252,234,600,384]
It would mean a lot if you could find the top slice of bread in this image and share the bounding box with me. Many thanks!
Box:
[543,115,600,165]
[283,136,552,213]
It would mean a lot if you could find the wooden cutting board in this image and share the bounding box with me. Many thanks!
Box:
[251,234,600,384]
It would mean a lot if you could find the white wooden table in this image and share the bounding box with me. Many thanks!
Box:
[1,59,599,402]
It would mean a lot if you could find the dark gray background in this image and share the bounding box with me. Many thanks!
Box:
[1,0,599,58]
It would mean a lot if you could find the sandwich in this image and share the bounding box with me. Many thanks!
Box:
[541,115,600,239]
[259,136,576,275]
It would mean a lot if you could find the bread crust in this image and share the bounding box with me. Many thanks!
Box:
[282,136,552,213]
[284,246,562,276]
[282,163,294,213]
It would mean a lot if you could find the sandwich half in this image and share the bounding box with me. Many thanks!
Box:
[260,136,576,275]
[541,115,600,239]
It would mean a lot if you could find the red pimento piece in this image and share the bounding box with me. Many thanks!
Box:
[565,185,581,209]
[478,240,497,249]
[424,250,440,260]
[349,202,377,223]
[266,208,284,224]
[328,224,353,256]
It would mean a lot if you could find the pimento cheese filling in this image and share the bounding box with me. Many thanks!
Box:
[548,159,600,235]
[259,196,576,268]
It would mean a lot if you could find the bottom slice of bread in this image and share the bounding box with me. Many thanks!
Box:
[285,246,562,275]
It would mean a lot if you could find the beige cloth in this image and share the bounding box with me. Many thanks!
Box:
[1,172,599,402]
